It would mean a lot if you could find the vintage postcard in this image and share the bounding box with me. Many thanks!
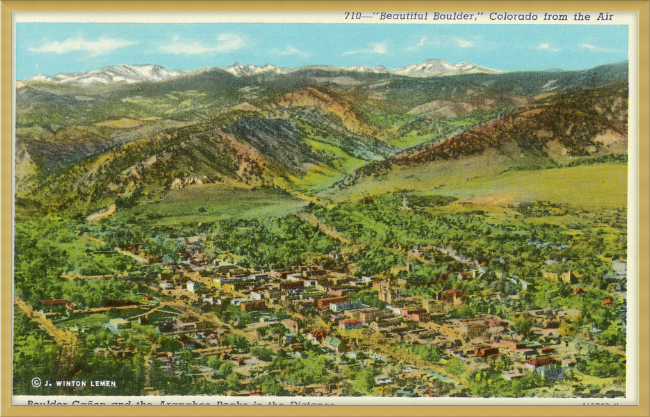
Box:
[9,9,640,409]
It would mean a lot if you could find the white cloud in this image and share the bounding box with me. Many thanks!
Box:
[273,45,311,58]
[159,33,246,55]
[579,43,623,53]
[28,36,137,57]
[405,36,441,51]
[537,43,560,52]
[342,41,387,56]
[172,35,179,42]
[372,43,387,54]
[457,38,474,48]
[215,33,245,51]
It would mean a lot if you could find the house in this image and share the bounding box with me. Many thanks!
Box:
[306,330,328,344]
[178,336,196,350]
[339,319,363,330]
[474,346,499,357]
[524,356,557,371]
[159,282,174,290]
[202,295,214,304]
[330,300,364,313]
[358,309,390,324]
[402,309,430,323]
[322,336,344,353]
[281,281,305,294]
[328,288,352,297]
[283,319,299,334]
[562,359,578,367]
[374,375,392,385]
[538,364,564,381]
[603,298,614,306]
[316,296,348,310]
[502,370,525,381]
[572,288,586,295]
[187,281,204,293]
[241,300,266,311]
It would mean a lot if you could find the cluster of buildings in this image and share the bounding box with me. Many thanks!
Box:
[143,248,627,392]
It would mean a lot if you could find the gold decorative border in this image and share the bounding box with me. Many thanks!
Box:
[2,1,648,416]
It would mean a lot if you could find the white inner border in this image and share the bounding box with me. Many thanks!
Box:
[10,11,640,406]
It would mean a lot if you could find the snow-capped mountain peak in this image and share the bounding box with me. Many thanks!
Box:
[25,64,184,86]
[222,62,289,77]
[392,59,500,76]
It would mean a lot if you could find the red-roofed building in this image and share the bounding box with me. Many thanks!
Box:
[306,330,328,344]
[241,300,266,311]
[317,296,348,310]
[41,299,76,309]
[339,319,363,330]
[525,356,556,371]
[474,346,499,357]
[572,288,586,295]
[603,298,613,306]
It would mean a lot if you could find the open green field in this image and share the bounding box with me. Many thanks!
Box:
[329,162,627,210]
[117,184,308,226]
[58,313,110,329]
[290,139,367,193]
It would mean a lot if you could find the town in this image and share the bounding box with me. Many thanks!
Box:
[14,195,627,398]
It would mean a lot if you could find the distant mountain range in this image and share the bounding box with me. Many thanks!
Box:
[27,64,184,86]
[14,59,628,217]
[23,59,501,86]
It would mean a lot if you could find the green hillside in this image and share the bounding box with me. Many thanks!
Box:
[15,61,629,220]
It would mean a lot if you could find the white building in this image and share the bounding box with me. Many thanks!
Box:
[330,301,364,312]
[187,281,205,293]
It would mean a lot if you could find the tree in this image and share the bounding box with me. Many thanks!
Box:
[514,314,535,339]
[226,372,241,391]
[353,368,376,395]
[445,357,464,375]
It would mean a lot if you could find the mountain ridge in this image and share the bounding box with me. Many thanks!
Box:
[23,59,502,85]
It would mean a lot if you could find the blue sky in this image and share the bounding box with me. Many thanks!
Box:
[16,22,629,79]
